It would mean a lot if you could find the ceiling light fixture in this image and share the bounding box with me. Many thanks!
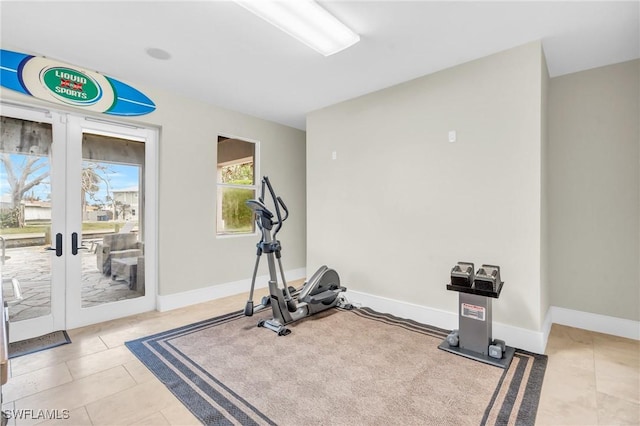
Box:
[234,0,360,56]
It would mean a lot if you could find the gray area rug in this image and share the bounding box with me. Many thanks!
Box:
[126,307,547,425]
[9,330,71,359]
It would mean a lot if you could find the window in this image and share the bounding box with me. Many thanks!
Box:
[216,136,257,235]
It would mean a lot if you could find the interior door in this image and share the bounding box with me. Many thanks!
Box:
[65,115,157,329]
[0,104,66,342]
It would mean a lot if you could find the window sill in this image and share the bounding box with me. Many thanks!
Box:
[216,231,259,239]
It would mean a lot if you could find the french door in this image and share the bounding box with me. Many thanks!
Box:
[0,104,157,341]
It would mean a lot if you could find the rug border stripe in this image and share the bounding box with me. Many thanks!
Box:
[148,339,244,425]
[162,339,275,425]
[350,307,547,426]
[143,311,271,424]
[496,352,527,423]
[480,355,511,426]
[351,307,450,339]
[516,350,548,425]
[126,338,234,425]
[126,312,276,426]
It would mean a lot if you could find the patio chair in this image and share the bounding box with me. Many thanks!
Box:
[0,236,23,306]
[95,233,143,276]
[118,221,136,234]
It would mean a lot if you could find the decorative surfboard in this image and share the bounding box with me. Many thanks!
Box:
[0,49,156,116]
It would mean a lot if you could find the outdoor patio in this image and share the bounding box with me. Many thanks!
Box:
[0,242,142,323]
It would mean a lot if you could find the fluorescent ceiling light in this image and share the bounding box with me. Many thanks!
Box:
[234,0,360,56]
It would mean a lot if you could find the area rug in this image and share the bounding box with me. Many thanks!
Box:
[9,330,71,359]
[126,307,547,425]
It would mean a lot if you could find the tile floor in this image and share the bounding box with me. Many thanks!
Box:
[536,324,639,425]
[2,290,639,426]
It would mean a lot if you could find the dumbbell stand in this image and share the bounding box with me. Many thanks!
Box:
[438,282,515,369]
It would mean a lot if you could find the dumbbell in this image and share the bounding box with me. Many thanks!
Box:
[489,339,506,359]
[446,329,459,347]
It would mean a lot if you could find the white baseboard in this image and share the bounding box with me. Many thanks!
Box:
[541,307,554,352]
[157,276,639,353]
[156,268,307,312]
[345,290,547,354]
[348,291,640,354]
[549,306,640,341]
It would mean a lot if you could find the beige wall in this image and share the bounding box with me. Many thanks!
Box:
[145,90,306,295]
[548,59,640,321]
[1,80,307,297]
[307,42,545,332]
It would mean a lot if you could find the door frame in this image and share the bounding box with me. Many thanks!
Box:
[65,115,158,329]
[0,103,66,341]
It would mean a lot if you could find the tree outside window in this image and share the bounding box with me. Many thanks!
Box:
[217,136,257,235]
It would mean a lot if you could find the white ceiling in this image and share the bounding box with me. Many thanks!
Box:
[1,1,638,130]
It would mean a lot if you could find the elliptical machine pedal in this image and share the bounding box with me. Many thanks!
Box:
[337,298,354,310]
[257,319,291,336]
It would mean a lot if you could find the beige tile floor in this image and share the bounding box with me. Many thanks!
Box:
[2,290,639,426]
[536,324,639,425]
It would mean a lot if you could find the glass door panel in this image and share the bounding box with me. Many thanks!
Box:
[66,116,156,329]
[80,133,145,307]
[0,107,66,342]
[0,115,53,320]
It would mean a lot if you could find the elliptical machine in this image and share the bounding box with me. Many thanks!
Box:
[244,176,348,335]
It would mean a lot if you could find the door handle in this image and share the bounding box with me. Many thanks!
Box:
[71,232,88,255]
[45,233,63,257]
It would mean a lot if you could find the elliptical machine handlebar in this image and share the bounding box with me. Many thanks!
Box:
[275,197,288,238]
[261,176,289,237]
